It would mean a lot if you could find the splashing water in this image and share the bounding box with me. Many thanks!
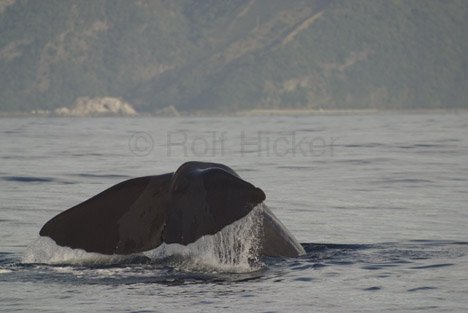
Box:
[147,204,265,273]
[22,237,141,266]
[22,205,266,273]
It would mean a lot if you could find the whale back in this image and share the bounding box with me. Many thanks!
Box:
[260,206,306,257]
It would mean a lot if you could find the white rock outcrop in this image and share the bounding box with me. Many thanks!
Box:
[54,97,137,117]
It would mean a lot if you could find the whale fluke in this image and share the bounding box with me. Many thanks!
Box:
[39,174,172,255]
[40,162,265,255]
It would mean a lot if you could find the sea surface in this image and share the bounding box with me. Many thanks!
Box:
[1,113,467,312]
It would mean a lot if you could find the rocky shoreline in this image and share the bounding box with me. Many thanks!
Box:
[53,97,137,117]
[0,106,465,118]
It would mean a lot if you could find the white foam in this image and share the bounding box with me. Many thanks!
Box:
[22,205,266,273]
[22,237,139,266]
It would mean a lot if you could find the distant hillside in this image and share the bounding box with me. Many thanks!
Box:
[0,0,467,113]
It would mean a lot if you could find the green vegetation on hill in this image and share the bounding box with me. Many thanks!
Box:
[0,0,467,113]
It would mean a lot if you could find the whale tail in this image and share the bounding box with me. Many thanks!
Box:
[39,174,172,255]
[40,162,265,255]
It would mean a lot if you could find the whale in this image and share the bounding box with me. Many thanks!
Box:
[40,161,305,257]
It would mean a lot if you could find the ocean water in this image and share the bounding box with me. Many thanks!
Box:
[1,113,467,312]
